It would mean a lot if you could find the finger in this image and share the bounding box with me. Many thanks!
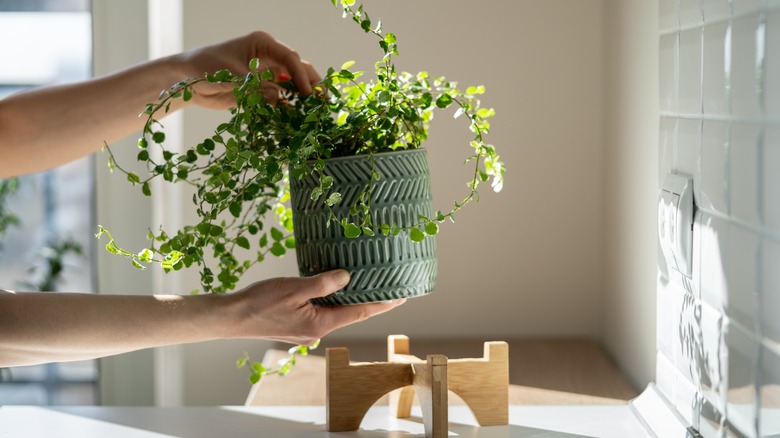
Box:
[294,270,350,301]
[260,81,284,105]
[266,40,313,95]
[318,299,407,331]
[302,61,322,86]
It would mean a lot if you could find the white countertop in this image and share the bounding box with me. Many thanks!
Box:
[0,404,651,437]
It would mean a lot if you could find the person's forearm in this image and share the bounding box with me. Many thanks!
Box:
[0,272,405,367]
[0,56,190,178]
[0,289,238,367]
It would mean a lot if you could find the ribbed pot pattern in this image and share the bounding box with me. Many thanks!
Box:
[289,149,437,305]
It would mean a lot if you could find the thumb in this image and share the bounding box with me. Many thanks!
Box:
[297,270,350,301]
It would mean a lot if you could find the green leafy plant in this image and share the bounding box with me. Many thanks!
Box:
[20,238,83,292]
[236,341,319,384]
[98,0,504,381]
[0,178,21,251]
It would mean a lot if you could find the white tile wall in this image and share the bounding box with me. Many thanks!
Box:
[726,321,759,437]
[681,28,704,115]
[658,0,780,436]
[760,343,780,437]
[703,22,730,116]
[730,123,762,224]
[765,126,780,232]
[700,121,729,213]
[676,118,701,176]
[730,15,762,119]
[661,0,680,33]
[660,116,678,182]
[699,213,728,311]
[763,240,780,344]
[767,11,780,116]
[726,224,760,333]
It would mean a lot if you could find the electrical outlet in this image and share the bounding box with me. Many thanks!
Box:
[658,174,694,278]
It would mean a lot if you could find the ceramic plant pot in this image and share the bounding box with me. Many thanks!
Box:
[289,149,437,305]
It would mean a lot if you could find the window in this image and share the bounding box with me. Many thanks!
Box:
[0,0,98,405]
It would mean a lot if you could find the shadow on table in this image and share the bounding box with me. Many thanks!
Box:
[49,406,590,438]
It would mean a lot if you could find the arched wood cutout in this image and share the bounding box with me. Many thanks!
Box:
[325,335,509,437]
[388,334,509,427]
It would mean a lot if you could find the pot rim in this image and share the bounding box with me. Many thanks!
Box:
[320,147,427,164]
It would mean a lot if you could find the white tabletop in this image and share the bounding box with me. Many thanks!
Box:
[0,404,650,437]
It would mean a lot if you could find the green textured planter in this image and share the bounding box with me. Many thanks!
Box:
[289,149,437,305]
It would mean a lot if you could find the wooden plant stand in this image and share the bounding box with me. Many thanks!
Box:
[326,335,509,438]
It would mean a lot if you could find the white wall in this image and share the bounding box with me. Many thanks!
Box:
[176,0,607,404]
[602,1,659,390]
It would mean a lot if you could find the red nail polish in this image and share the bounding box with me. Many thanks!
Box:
[278,73,291,82]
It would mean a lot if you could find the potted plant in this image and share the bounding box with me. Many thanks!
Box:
[98,0,504,380]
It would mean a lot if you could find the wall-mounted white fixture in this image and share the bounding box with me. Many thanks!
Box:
[658,173,694,278]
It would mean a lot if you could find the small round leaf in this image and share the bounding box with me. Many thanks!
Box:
[410,228,425,242]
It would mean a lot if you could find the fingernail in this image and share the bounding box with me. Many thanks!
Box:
[278,72,291,82]
[263,88,277,102]
[335,270,350,288]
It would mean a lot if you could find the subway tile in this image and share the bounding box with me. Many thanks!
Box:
[676,365,702,428]
[661,33,679,113]
[764,127,780,232]
[731,14,763,119]
[703,0,731,23]
[725,321,760,438]
[732,0,766,16]
[766,11,780,119]
[700,120,729,213]
[762,239,780,344]
[677,118,701,177]
[703,22,730,116]
[658,277,678,360]
[674,284,702,385]
[660,117,678,184]
[681,0,704,27]
[730,123,762,226]
[700,395,726,438]
[680,28,704,115]
[700,212,729,312]
[661,0,680,32]
[657,351,679,403]
[726,223,760,333]
[759,342,780,437]
[693,209,704,299]
[700,302,727,415]
[664,279,701,384]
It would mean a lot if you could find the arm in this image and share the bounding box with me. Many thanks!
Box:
[0,31,320,179]
[0,270,404,367]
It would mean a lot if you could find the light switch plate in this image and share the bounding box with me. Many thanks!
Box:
[658,173,694,278]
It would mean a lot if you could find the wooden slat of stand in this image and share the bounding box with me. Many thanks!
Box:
[325,347,412,432]
[387,335,416,418]
[446,342,509,425]
[413,355,448,438]
[387,335,509,426]
[323,335,509,437]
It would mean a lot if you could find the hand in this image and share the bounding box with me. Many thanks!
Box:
[174,31,321,108]
[230,270,406,346]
